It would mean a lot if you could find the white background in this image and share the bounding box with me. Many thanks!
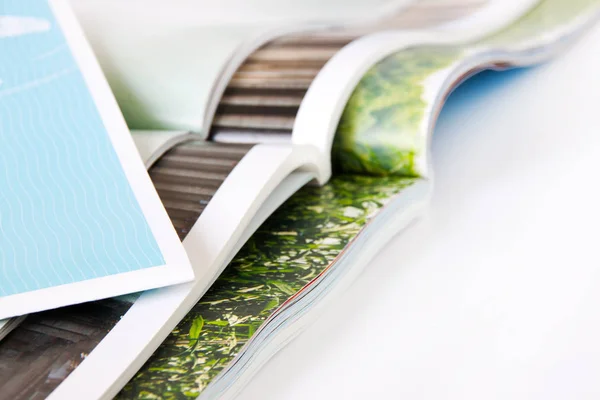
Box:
[71,0,412,24]
[237,19,600,400]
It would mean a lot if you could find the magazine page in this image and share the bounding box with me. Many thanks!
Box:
[0,0,192,320]
[0,297,137,398]
[332,0,600,178]
[70,0,482,132]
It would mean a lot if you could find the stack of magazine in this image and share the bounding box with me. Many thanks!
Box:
[0,0,598,399]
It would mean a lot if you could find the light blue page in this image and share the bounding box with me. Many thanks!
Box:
[0,0,164,296]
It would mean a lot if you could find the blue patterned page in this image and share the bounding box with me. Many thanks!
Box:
[0,0,185,309]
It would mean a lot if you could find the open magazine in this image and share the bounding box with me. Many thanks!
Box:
[0,0,599,399]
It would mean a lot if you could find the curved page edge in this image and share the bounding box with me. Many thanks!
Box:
[200,0,419,136]
[131,130,196,167]
[291,0,541,184]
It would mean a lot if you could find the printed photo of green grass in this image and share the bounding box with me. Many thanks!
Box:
[333,0,599,178]
[119,175,416,399]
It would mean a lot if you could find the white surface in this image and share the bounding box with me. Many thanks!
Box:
[236,20,600,400]
[71,0,410,25]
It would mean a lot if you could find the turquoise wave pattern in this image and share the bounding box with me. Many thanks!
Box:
[0,0,164,297]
